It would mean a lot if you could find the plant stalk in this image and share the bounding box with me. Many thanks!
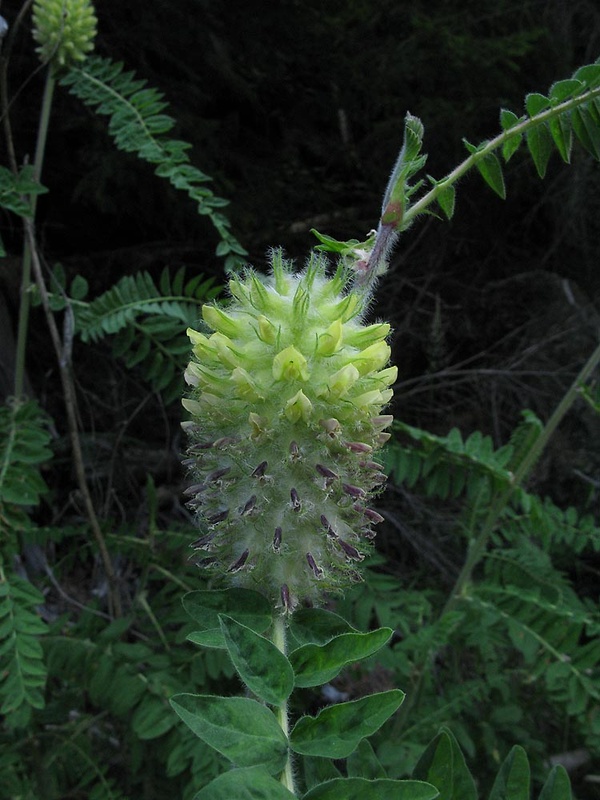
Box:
[14,68,56,399]
[272,614,296,796]
[23,216,123,618]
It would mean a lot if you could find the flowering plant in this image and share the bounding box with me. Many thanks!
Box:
[169,78,600,792]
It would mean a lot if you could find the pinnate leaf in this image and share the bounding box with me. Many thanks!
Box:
[170,693,288,775]
[290,627,392,688]
[290,689,404,759]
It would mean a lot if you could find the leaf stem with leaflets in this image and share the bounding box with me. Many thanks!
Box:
[403,82,600,229]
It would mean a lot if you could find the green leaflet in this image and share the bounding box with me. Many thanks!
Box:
[436,183,456,220]
[488,746,530,800]
[192,766,296,800]
[131,696,177,740]
[0,165,48,218]
[303,756,343,792]
[537,766,572,800]
[170,694,288,775]
[347,739,387,780]
[184,588,272,648]
[0,401,52,509]
[290,627,392,688]
[302,778,440,800]
[290,690,404,759]
[288,607,356,648]
[548,114,573,163]
[526,124,554,178]
[219,615,294,705]
[477,153,506,199]
[384,421,513,501]
[0,570,48,727]
[413,728,477,800]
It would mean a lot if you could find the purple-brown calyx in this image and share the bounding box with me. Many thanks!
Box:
[306,552,323,578]
[338,539,364,561]
[290,488,301,511]
[251,460,268,478]
[320,515,337,537]
[207,509,229,524]
[228,549,249,573]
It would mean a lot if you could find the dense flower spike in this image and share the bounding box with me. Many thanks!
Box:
[32,0,97,70]
[183,250,396,609]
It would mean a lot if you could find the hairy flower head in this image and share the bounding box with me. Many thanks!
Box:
[183,250,395,611]
[33,0,97,70]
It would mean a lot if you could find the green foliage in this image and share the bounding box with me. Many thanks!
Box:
[352,406,600,775]
[0,166,48,255]
[59,56,248,271]
[175,588,575,799]
[0,568,48,728]
[383,420,514,500]
[290,690,405,759]
[219,615,295,704]
[192,766,296,800]
[35,264,222,403]
[0,400,52,727]
[0,399,52,531]
[290,627,393,688]
[170,693,289,774]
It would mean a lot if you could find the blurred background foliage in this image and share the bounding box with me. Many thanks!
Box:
[1,0,600,797]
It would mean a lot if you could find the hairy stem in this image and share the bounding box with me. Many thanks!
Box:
[272,614,297,796]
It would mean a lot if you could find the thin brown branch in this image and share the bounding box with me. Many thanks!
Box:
[23,217,123,618]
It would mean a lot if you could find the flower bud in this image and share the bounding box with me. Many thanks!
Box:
[33,0,97,70]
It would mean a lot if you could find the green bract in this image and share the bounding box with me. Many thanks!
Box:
[32,0,97,70]
[183,250,396,610]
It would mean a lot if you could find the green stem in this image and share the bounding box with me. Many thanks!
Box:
[394,336,600,732]
[14,69,56,399]
[272,614,297,796]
